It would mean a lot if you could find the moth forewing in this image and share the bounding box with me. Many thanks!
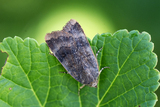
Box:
[45,19,100,88]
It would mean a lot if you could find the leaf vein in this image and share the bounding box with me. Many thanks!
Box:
[97,33,146,106]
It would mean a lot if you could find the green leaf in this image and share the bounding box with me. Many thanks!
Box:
[0,29,159,107]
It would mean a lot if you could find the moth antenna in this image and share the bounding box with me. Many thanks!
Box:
[96,47,103,58]
[99,66,109,74]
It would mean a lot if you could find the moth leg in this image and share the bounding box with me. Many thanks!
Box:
[78,84,85,95]
[59,71,68,74]
[99,67,109,75]
[49,53,54,56]
[96,47,103,58]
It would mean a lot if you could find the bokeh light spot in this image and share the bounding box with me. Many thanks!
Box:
[35,6,115,43]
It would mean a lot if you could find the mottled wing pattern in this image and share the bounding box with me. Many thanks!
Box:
[45,19,99,85]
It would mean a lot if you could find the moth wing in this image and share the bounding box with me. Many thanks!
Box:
[45,31,75,58]
[45,19,99,85]
[63,19,99,84]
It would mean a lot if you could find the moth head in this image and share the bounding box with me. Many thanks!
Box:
[89,80,98,88]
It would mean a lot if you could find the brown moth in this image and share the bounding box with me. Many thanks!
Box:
[45,19,106,92]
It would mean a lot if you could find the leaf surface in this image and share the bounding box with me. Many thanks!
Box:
[0,30,159,107]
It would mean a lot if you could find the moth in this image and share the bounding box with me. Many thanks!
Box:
[45,19,107,93]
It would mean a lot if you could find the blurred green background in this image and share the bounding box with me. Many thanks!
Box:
[0,0,160,106]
